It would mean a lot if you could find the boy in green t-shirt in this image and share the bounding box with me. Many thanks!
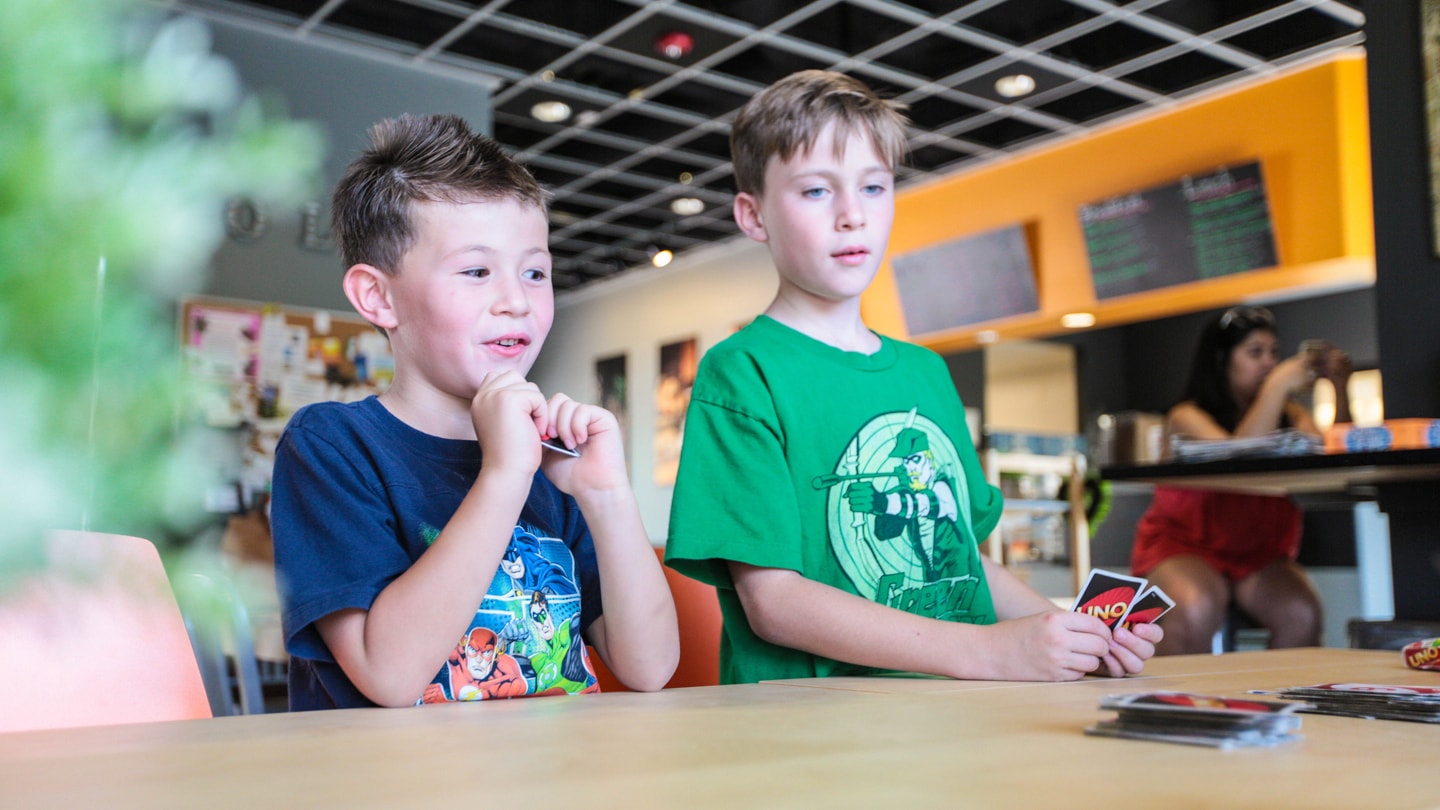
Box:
[664,70,1163,685]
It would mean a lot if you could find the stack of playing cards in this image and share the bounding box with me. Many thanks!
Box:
[1071,568,1175,631]
[1086,692,1309,749]
[1249,683,1440,723]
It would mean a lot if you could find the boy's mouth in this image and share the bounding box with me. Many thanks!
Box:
[487,334,531,355]
[833,246,870,262]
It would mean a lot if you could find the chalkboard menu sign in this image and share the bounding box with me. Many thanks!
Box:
[1080,161,1278,300]
[892,223,1038,335]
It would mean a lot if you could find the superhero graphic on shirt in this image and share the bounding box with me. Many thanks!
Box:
[417,521,597,703]
[505,591,599,695]
[421,626,527,703]
[816,408,984,622]
[500,526,578,596]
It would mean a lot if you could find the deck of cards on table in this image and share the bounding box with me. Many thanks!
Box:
[1086,692,1309,749]
[1070,568,1175,630]
[1250,683,1440,723]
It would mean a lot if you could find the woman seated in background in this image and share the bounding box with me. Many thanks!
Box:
[1132,305,1352,654]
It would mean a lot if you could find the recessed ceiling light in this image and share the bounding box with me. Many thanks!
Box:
[670,197,704,216]
[530,100,571,123]
[540,70,555,83]
[1061,312,1096,329]
[678,172,693,185]
[650,248,674,268]
[994,73,1037,99]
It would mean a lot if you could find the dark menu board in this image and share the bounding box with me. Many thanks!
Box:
[892,223,1038,335]
[1080,161,1278,300]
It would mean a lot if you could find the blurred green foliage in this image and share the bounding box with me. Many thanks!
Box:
[0,0,322,588]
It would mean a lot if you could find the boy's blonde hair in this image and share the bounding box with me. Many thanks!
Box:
[730,70,909,196]
[332,113,549,274]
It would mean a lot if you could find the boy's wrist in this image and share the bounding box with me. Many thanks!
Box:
[474,464,537,496]
[570,482,638,514]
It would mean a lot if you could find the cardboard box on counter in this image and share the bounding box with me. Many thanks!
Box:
[1324,419,1440,453]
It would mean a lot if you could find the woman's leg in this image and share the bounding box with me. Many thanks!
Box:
[1234,559,1323,648]
[1143,555,1230,655]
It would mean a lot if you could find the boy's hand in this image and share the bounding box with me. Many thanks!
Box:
[1095,621,1163,678]
[987,610,1115,681]
[539,393,629,495]
[470,370,547,476]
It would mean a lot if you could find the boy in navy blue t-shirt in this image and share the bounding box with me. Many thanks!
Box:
[272,114,678,709]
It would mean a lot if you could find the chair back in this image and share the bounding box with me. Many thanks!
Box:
[591,545,722,691]
[0,530,212,731]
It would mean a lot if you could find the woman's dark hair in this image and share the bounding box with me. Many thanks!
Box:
[1177,305,1278,431]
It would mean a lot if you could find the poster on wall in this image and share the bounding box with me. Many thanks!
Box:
[1422,0,1440,256]
[653,337,698,487]
[594,353,628,460]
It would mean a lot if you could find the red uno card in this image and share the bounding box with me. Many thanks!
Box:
[1071,568,1147,629]
[1118,584,1175,630]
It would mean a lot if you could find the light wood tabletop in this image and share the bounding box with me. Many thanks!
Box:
[1,648,1434,809]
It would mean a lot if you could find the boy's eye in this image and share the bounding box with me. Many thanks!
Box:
[464,266,490,278]
[862,183,889,196]
[802,187,829,199]
[523,267,549,282]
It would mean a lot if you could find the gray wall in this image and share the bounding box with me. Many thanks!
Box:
[197,17,496,311]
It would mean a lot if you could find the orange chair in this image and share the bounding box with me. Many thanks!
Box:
[0,530,213,731]
[590,545,721,691]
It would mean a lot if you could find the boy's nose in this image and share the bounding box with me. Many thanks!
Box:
[492,275,532,315]
[836,193,866,231]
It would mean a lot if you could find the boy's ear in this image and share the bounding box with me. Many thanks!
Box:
[733,192,768,243]
[342,264,398,330]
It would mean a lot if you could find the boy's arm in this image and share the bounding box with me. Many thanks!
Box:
[729,561,1120,682]
[982,555,1062,619]
[541,393,679,692]
[570,489,678,691]
[316,371,546,707]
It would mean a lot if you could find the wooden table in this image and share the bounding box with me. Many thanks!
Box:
[2,649,1435,809]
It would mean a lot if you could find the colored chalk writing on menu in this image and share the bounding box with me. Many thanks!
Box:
[1080,161,1279,300]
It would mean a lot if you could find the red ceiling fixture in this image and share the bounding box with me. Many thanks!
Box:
[654,31,694,60]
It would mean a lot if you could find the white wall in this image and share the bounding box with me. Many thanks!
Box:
[983,340,1079,435]
[530,238,777,544]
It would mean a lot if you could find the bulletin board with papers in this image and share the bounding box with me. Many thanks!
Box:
[179,295,392,499]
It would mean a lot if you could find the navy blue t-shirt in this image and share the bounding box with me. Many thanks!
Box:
[271,396,602,710]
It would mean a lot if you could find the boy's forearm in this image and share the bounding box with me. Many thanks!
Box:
[732,565,1012,681]
[329,468,532,706]
[981,555,1061,620]
[578,487,679,691]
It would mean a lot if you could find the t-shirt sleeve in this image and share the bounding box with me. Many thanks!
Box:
[665,354,804,589]
[271,416,412,662]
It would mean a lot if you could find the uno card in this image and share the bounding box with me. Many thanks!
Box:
[1071,568,1147,629]
[540,436,580,457]
[1118,584,1175,630]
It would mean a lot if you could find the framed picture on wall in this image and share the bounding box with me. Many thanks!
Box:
[594,353,628,460]
[1423,0,1440,255]
[654,337,698,486]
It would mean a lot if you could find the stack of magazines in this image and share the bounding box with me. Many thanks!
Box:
[1169,429,1323,462]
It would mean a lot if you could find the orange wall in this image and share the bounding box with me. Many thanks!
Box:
[864,54,1374,353]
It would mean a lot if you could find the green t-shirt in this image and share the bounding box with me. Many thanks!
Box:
[665,315,1004,684]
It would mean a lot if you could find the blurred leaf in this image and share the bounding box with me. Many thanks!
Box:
[0,0,322,585]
